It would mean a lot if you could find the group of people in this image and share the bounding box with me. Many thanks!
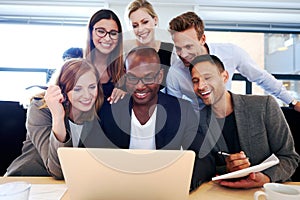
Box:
[5,0,300,192]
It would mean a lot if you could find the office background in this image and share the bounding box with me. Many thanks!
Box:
[0,0,299,103]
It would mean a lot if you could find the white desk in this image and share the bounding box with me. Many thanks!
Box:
[1,177,299,200]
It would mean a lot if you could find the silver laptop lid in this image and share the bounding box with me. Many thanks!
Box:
[58,148,195,200]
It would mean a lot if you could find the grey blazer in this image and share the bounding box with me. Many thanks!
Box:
[197,93,299,182]
[6,99,105,179]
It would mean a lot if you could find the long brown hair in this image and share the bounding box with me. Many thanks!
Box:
[85,9,124,84]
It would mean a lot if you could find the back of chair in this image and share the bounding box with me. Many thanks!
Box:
[281,107,300,181]
[0,101,27,175]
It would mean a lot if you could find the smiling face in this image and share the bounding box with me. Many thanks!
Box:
[92,19,119,55]
[125,51,163,107]
[191,61,228,106]
[129,8,157,45]
[67,71,98,118]
[172,27,206,67]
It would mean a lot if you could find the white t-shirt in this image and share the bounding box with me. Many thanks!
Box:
[69,120,83,147]
[129,106,157,150]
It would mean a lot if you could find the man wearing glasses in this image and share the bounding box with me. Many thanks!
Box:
[99,46,200,150]
[98,46,212,189]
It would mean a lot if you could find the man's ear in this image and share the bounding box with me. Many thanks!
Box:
[200,34,206,45]
[158,68,164,84]
[221,70,229,84]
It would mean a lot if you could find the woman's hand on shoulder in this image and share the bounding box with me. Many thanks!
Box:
[107,88,126,104]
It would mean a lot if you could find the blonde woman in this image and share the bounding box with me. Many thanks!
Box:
[125,0,175,91]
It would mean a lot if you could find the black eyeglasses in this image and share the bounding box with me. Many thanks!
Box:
[125,70,161,85]
[94,27,119,40]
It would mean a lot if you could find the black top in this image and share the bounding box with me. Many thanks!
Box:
[102,78,114,99]
[217,112,241,154]
[157,42,174,91]
[215,112,241,167]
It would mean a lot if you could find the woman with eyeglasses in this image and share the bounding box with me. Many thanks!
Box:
[85,9,126,104]
[5,59,110,179]
[124,0,176,92]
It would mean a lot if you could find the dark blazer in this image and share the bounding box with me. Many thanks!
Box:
[98,92,215,191]
[98,92,198,150]
[195,93,300,184]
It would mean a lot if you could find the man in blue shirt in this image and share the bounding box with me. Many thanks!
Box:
[167,11,300,112]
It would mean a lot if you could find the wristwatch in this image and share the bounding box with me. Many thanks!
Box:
[289,99,298,109]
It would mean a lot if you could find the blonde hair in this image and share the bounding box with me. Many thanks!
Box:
[127,0,158,19]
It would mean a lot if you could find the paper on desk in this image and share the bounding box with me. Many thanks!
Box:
[288,185,300,191]
[212,153,280,181]
[29,184,67,200]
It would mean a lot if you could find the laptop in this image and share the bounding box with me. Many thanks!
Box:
[58,147,195,200]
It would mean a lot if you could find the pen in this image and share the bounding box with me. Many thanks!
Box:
[218,151,230,156]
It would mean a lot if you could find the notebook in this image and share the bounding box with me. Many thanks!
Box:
[57,147,195,200]
[212,153,280,181]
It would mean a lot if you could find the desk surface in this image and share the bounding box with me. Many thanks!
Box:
[1,177,299,200]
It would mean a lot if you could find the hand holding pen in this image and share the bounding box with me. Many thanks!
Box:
[218,151,230,157]
[218,151,251,172]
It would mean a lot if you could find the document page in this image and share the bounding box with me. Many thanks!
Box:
[212,154,280,181]
[29,184,67,200]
